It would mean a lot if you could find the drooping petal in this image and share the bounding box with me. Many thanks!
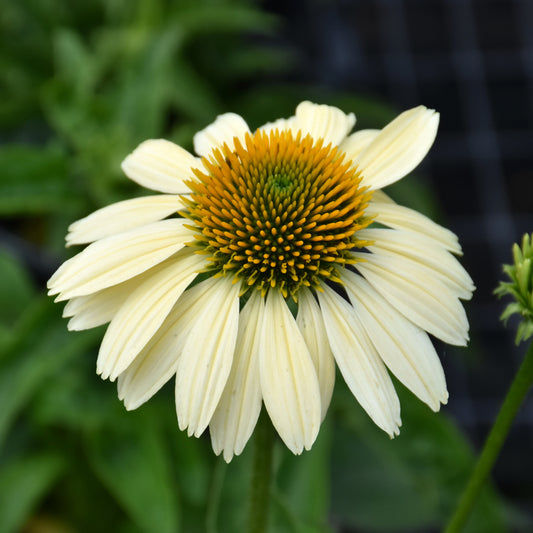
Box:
[339,129,379,161]
[175,276,242,437]
[121,139,198,194]
[210,290,264,462]
[48,219,194,300]
[117,277,216,410]
[296,287,336,421]
[342,270,448,410]
[292,101,356,147]
[63,270,153,331]
[259,290,321,454]
[317,285,401,436]
[369,190,395,204]
[193,113,250,158]
[358,228,475,299]
[353,251,469,346]
[257,116,296,135]
[96,250,206,381]
[354,106,439,190]
[365,200,462,254]
[66,195,185,246]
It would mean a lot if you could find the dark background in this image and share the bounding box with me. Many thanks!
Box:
[261,0,533,523]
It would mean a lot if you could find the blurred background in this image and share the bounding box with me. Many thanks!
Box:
[0,0,531,532]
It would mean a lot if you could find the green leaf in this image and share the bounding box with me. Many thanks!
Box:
[86,406,181,533]
[168,57,221,123]
[0,248,35,329]
[54,29,98,100]
[176,5,278,39]
[0,145,73,215]
[207,450,250,533]
[330,383,508,533]
[270,423,333,533]
[115,28,183,141]
[168,419,211,507]
[0,452,64,533]
[31,346,119,432]
[0,298,97,445]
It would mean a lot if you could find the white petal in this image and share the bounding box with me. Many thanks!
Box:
[259,290,321,454]
[358,228,475,298]
[117,277,218,410]
[193,113,250,158]
[97,250,206,381]
[342,271,448,410]
[48,219,193,300]
[317,285,401,436]
[353,251,469,346]
[117,277,216,410]
[354,106,439,190]
[365,200,462,254]
[66,195,185,246]
[257,116,296,135]
[339,129,379,161]
[369,190,395,204]
[121,139,198,194]
[175,276,242,437]
[63,271,152,331]
[296,287,336,421]
[292,101,355,147]
[210,290,264,462]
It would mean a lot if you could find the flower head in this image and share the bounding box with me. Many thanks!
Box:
[48,101,474,461]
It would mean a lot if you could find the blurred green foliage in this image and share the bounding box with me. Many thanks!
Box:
[0,0,523,532]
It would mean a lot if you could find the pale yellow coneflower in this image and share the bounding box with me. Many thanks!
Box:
[48,101,474,462]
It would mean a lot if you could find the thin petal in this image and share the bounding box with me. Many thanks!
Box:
[97,250,206,381]
[259,290,321,454]
[66,195,184,246]
[63,271,152,331]
[369,190,395,204]
[48,219,193,300]
[210,290,264,462]
[365,200,462,254]
[293,101,355,147]
[175,277,242,437]
[193,113,250,158]
[121,139,198,194]
[317,285,401,436]
[353,251,469,346]
[358,228,475,298]
[296,287,336,421]
[117,277,216,410]
[354,106,439,190]
[343,271,448,410]
[339,129,379,161]
[257,116,296,135]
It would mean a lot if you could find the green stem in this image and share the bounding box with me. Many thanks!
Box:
[444,342,533,533]
[247,412,275,533]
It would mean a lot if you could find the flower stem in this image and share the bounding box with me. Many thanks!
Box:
[248,412,275,533]
[444,342,533,533]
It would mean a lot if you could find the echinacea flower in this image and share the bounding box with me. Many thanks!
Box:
[48,101,474,462]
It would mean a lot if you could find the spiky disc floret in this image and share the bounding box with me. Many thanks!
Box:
[183,129,373,297]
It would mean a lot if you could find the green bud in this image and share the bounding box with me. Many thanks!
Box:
[495,233,533,344]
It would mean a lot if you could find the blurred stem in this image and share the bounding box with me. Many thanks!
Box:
[248,411,274,533]
[444,341,533,533]
[206,458,226,533]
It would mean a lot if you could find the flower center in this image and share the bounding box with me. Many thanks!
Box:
[184,129,373,298]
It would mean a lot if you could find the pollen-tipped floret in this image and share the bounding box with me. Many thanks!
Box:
[184,129,373,297]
